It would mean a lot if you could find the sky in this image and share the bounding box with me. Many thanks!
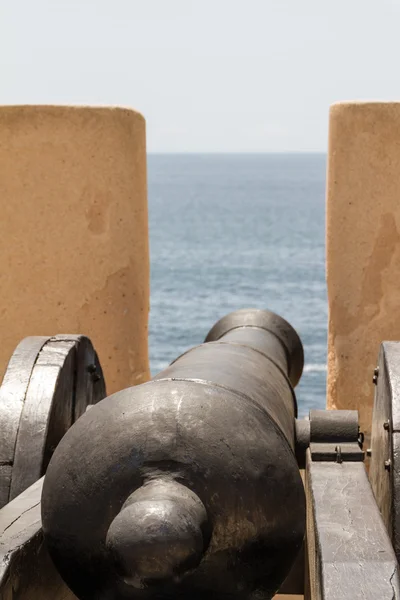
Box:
[1,0,400,153]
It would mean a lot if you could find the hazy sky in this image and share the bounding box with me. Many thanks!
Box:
[1,0,399,152]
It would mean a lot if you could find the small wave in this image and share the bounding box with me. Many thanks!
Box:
[303,363,327,373]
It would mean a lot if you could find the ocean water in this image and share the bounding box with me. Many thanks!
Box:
[147,153,327,418]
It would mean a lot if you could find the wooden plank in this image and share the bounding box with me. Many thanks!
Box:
[374,342,400,562]
[0,336,50,508]
[368,343,391,532]
[306,452,400,599]
[379,342,400,431]
[369,341,400,561]
[0,476,77,599]
[392,431,400,563]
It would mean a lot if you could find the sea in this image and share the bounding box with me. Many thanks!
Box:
[147,153,327,418]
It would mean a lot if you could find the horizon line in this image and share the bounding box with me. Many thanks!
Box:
[147,150,327,155]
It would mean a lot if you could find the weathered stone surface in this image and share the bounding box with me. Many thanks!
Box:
[0,106,150,394]
[326,102,400,443]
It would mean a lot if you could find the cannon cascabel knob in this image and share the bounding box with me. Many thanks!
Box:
[106,480,210,584]
[42,308,305,600]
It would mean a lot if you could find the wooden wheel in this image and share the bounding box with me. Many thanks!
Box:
[0,335,106,507]
[369,341,400,561]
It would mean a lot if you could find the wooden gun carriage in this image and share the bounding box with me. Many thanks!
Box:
[0,309,399,600]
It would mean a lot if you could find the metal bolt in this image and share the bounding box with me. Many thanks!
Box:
[335,445,342,464]
[373,366,379,385]
[367,448,372,457]
[385,459,391,471]
[384,420,390,431]
[87,363,101,383]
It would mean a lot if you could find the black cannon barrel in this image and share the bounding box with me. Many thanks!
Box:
[158,308,303,450]
[42,309,306,600]
[204,307,304,387]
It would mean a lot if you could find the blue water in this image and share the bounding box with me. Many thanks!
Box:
[147,153,327,418]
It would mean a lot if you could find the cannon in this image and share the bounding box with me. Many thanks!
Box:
[42,308,305,600]
[0,309,400,600]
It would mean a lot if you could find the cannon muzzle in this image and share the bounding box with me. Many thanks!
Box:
[41,309,305,600]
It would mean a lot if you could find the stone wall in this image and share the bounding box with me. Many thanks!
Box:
[0,106,150,394]
[326,102,400,444]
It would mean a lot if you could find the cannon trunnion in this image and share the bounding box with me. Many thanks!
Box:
[0,309,400,599]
